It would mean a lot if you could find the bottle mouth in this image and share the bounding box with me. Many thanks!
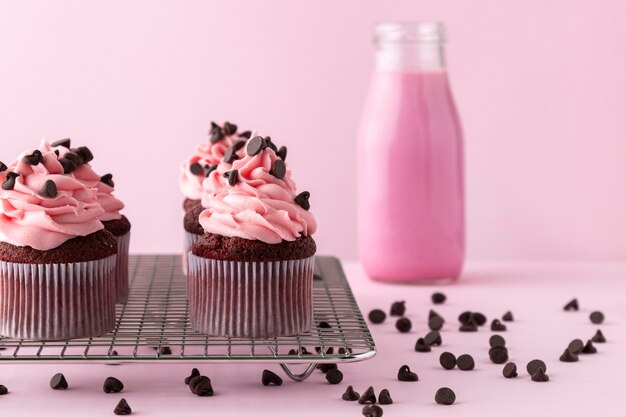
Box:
[374,21,446,44]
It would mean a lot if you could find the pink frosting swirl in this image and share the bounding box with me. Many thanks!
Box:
[0,147,105,251]
[179,122,243,201]
[199,137,316,244]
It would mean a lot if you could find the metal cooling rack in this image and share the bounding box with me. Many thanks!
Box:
[0,255,376,381]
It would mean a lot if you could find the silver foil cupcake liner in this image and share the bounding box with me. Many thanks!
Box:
[114,232,131,303]
[0,255,117,340]
[182,231,201,276]
[188,254,314,338]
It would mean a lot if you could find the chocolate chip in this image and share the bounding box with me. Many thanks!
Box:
[295,191,310,210]
[184,368,200,384]
[439,352,456,370]
[2,172,19,191]
[223,121,237,136]
[424,330,442,346]
[270,159,286,179]
[458,311,472,324]
[261,370,283,386]
[367,308,387,324]
[559,348,579,362]
[114,398,132,415]
[318,321,331,329]
[489,346,509,364]
[432,292,446,304]
[63,152,82,165]
[568,339,584,354]
[390,301,406,316]
[0,385,8,395]
[39,180,58,198]
[224,144,241,164]
[397,364,418,381]
[342,385,360,401]
[189,376,210,394]
[526,359,547,376]
[325,368,343,384]
[489,335,506,348]
[414,338,431,352]
[358,386,377,404]
[531,367,549,382]
[50,373,68,390]
[276,146,287,161]
[0,162,6,172]
[472,312,487,326]
[362,404,384,417]
[490,319,507,332]
[101,174,115,187]
[338,347,352,355]
[502,311,514,322]
[59,158,77,174]
[395,317,412,333]
[158,346,172,355]
[378,388,393,405]
[429,315,445,331]
[75,146,93,163]
[22,150,43,165]
[189,162,203,175]
[246,136,266,156]
[224,170,238,186]
[590,311,604,324]
[457,354,475,371]
[317,363,337,373]
[592,329,606,343]
[194,378,214,396]
[210,127,225,144]
[502,362,518,378]
[581,340,597,354]
[564,298,579,311]
[51,138,71,148]
[54,150,59,157]
[265,136,278,152]
[238,130,252,139]
[103,377,124,393]
[459,319,478,332]
[204,165,217,177]
[435,387,456,405]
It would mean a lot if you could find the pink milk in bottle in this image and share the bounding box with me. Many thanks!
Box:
[357,22,465,283]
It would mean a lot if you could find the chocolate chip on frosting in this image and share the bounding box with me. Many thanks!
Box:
[238,130,252,139]
[39,180,58,198]
[246,136,266,156]
[224,141,245,164]
[2,172,19,190]
[75,146,94,163]
[22,150,43,165]
[295,191,310,210]
[63,152,81,166]
[204,165,217,177]
[51,138,71,148]
[101,174,115,187]
[265,136,278,152]
[223,121,237,136]
[210,127,225,144]
[189,162,204,175]
[59,158,77,174]
[0,161,6,172]
[276,146,287,161]
[224,170,238,186]
[270,159,286,180]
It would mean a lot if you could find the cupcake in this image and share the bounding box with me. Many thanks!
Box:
[179,121,249,274]
[188,135,316,338]
[41,139,131,303]
[0,146,117,340]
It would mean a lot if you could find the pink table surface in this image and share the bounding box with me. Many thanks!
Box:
[1,261,624,416]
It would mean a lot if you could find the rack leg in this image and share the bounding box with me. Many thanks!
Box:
[280,363,317,382]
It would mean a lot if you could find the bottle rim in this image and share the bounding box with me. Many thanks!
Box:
[374,21,446,44]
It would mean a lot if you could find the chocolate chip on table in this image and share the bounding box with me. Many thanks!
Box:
[158,346,172,355]
[51,138,71,148]
[490,319,507,332]
[560,348,579,362]
[50,373,68,390]
[395,317,412,333]
[435,387,456,405]
[0,161,6,172]
[526,359,547,376]
[295,191,311,210]
[592,329,606,343]
[246,136,266,156]
[224,170,238,186]
[270,159,287,179]
[75,146,94,163]
[489,335,506,348]
[22,150,43,165]
[581,340,597,354]
[103,377,124,393]
[531,367,549,382]
[502,311,514,322]
[390,301,406,316]
[0,385,8,395]
[362,404,384,417]
[185,368,200,385]
[101,174,115,187]
[459,319,478,332]
[194,378,214,396]
[414,338,432,352]
[397,364,418,382]
[457,354,475,371]
[431,292,446,304]
[188,376,206,393]
[223,121,237,136]
[378,388,393,405]
[276,146,287,161]
[502,362,518,378]
[261,370,283,386]
[317,363,337,373]
[2,172,19,191]
[342,385,360,401]
[439,352,457,370]
[325,368,343,384]
[489,346,509,364]
[39,180,58,198]
[114,398,132,415]
[568,339,584,354]
[338,347,352,355]
[590,311,604,324]
[472,313,487,326]
[358,386,377,404]
[368,309,386,324]
[238,130,252,139]
[458,311,472,324]
[424,330,442,346]
[564,298,579,311]
[318,321,331,329]
[429,315,445,331]
[189,162,204,175]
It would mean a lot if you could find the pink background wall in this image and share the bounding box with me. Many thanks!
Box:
[0,0,624,261]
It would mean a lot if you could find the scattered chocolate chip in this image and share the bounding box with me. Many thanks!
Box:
[59,158,77,174]
[458,311,472,324]
[261,370,283,386]
[39,180,58,198]
[318,321,331,329]
[431,292,446,304]
[568,339,584,354]
[2,172,19,191]
[429,315,445,331]
[489,335,506,348]
[424,331,442,346]
[435,387,456,405]
[342,385,360,401]
[457,354,475,371]
[378,388,393,405]
[246,136,266,156]
[295,191,310,210]
[325,368,343,384]
[395,317,412,333]
[0,162,6,172]
[526,359,547,376]
[531,367,549,382]
[459,319,478,332]
[368,309,386,324]
[265,136,278,152]
[194,378,214,396]
[489,346,509,364]
[491,319,507,332]
[358,386,377,404]
[581,340,597,354]
[592,329,606,343]
[103,377,124,393]
[503,362,518,378]
[560,348,579,362]
[397,364,418,382]
[111,350,118,356]
[238,130,252,139]
[276,146,287,161]
[0,385,8,395]
[414,338,432,352]
[313,273,322,281]
[185,368,200,384]
[590,311,604,324]
[390,301,406,316]
[114,398,132,415]
[224,170,238,186]
[338,347,352,355]
[362,404,384,417]
[439,352,457,370]
[51,138,71,148]
[22,150,43,165]
[270,159,286,179]
[502,311,514,322]
[75,147,94,163]
[223,121,237,136]
[189,162,203,175]
[564,298,579,311]
[158,346,172,355]
[210,127,225,144]
[472,313,487,326]
[50,373,68,390]
[317,363,337,373]
[189,376,210,394]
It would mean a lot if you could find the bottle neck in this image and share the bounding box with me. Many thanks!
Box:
[375,42,446,71]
